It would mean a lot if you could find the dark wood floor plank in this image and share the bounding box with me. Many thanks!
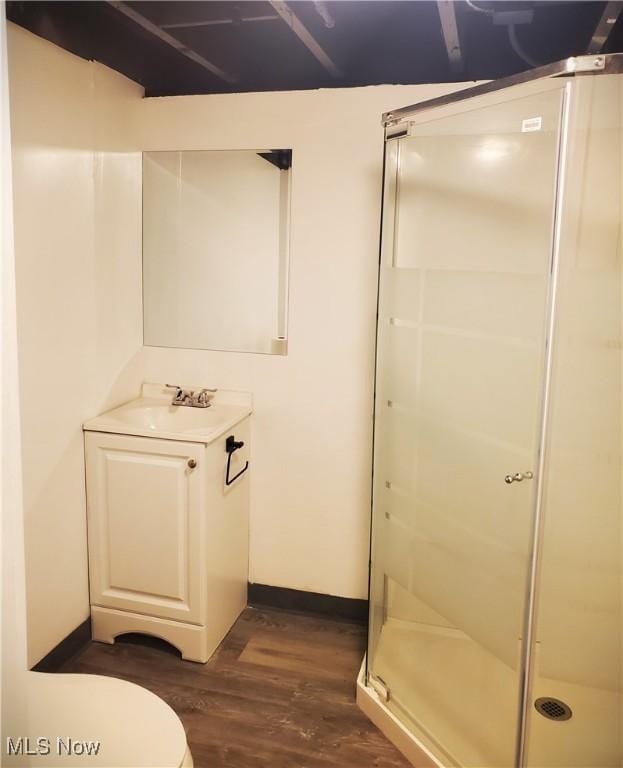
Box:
[59,607,410,768]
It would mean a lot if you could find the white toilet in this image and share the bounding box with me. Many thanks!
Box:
[12,672,193,766]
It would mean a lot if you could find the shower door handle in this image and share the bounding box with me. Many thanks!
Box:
[504,471,534,484]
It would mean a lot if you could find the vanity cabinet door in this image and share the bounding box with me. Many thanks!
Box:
[85,432,205,625]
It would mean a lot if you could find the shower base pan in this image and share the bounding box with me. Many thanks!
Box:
[356,657,443,768]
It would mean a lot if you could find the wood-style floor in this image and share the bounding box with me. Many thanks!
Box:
[59,607,411,768]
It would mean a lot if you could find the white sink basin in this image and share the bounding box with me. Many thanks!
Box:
[112,401,228,432]
[84,385,252,444]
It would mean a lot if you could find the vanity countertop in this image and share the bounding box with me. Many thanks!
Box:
[83,383,252,444]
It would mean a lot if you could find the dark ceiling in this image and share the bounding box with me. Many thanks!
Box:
[6,1,623,97]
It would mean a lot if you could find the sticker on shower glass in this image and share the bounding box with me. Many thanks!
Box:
[521,117,542,133]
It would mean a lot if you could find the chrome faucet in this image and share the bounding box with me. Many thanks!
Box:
[165,385,217,408]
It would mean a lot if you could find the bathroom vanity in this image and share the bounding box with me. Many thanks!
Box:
[83,383,252,662]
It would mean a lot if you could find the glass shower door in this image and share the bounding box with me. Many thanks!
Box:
[368,86,565,768]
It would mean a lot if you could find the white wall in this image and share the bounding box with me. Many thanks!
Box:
[1,9,28,745]
[9,21,470,663]
[139,82,469,599]
[8,23,144,666]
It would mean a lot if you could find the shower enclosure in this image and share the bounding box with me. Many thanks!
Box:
[365,55,622,768]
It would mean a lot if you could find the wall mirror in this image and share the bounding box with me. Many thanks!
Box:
[142,149,292,354]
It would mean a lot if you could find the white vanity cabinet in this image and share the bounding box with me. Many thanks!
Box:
[83,386,251,663]
[86,433,205,624]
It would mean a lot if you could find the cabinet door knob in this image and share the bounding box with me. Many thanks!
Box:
[188,459,197,469]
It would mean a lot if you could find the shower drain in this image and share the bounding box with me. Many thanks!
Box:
[534,697,573,721]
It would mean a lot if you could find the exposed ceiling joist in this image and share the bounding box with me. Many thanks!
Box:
[161,16,280,30]
[9,0,621,97]
[587,1,623,53]
[108,1,237,83]
[269,1,343,79]
[437,1,463,74]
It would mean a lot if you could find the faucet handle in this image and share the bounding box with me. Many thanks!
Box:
[196,388,217,406]
[165,384,185,404]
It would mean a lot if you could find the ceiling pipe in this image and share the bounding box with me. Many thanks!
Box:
[269,1,342,78]
[313,1,335,29]
[464,0,494,15]
[508,23,540,67]
[465,0,541,68]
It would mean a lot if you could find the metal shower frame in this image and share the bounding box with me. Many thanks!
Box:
[368,52,623,768]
